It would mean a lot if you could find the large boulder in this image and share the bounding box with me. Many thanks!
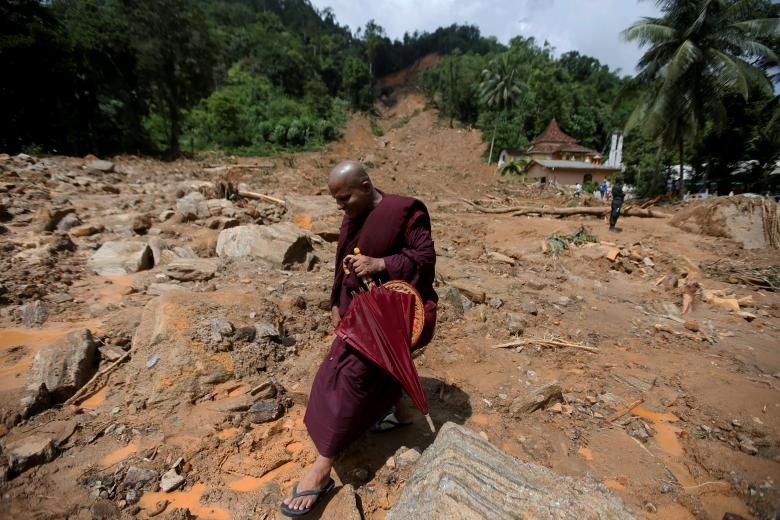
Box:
[164,258,218,281]
[24,330,98,406]
[88,241,154,275]
[387,422,637,520]
[5,435,57,474]
[285,195,341,241]
[176,191,210,221]
[85,159,114,172]
[216,223,312,268]
[127,289,280,405]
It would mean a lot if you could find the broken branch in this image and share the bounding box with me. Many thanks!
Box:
[238,190,285,206]
[607,398,644,422]
[492,338,599,353]
[65,350,131,406]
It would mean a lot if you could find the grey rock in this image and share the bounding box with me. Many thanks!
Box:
[176,192,209,221]
[526,280,547,291]
[99,344,127,362]
[25,329,98,404]
[88,241,154,275]
[216,223,312,268]
[284,195,342,241]
[555,296,572,307]
[56,213,81,232]
[439,286,464,317]
[210,319,234,341]
[521,299,539,316]
[46,292,73,304]
[488,297,503,309]
[396,447,422,467]
[247,400,283,423]
[255,322,279,340]
[172,246,197,259]
[164,258,218,281]
[147,283,180,296]
[387,422,637,520]
[206,198,237,217]
[160,467,185,492]
[21,300,48,327]
[509,381,563,416]
[6,435,57,474]
[739,436,758,455]
[505,313,527,336]
[125,489,140,504]
[124,466,159,487]
[448,280,486,304]
[86,160,114,172]
[643,257,655,268]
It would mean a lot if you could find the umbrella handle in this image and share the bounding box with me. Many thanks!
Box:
[353,248,375,290]
[425,414,436,433]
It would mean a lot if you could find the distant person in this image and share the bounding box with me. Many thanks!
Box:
[574,183,582,199]
[609,178,625,232]
[600,180,607,199]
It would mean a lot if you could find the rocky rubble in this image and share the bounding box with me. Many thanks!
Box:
[388,422,637,519]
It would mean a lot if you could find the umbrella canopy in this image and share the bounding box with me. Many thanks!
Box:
[335,285,434,432]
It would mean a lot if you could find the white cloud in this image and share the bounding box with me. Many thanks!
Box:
[309,0,662,75]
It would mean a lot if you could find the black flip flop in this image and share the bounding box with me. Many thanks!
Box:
[370,411,413,433]
[280,477,335,517]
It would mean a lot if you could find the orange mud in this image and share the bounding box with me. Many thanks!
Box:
[285,442,304,454]
[96,274,135,304]
[100,443,137,467]
[577,447,594,461]
[140,483,230,520]
[228,462,297,492]
[217,428,241,440]
[604,479,626,491]
[79,387,107,410]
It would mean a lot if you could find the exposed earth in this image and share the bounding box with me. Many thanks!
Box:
[0,88,778,520]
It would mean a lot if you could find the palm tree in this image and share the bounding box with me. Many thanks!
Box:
[479,55,524,164]
[622,0,778,193]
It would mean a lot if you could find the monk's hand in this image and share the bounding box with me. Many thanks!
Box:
[352,255,385,277]
[331,305,340,328]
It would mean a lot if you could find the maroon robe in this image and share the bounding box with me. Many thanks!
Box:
[304,193,437,457]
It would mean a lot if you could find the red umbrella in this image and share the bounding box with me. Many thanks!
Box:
[335,267,435,432]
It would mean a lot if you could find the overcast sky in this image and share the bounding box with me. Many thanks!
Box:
[309,0,663,76]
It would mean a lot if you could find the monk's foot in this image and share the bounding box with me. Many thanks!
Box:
[283,460,332,512]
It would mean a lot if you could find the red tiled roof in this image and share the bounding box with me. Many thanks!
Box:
[530,118,577,145]
[527,118,599,155]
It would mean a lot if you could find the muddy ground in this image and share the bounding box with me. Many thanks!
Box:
[0,91,778,520]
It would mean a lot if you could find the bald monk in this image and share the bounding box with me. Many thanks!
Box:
[281,161,437,516]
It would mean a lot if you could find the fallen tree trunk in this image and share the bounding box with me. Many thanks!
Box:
[508,206,671,218]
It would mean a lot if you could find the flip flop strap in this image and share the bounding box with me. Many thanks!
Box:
[290,480,332,498]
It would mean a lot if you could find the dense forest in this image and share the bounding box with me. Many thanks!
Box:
[1,0,778,195]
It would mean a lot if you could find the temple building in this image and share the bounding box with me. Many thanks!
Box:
[507,118,622,185]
